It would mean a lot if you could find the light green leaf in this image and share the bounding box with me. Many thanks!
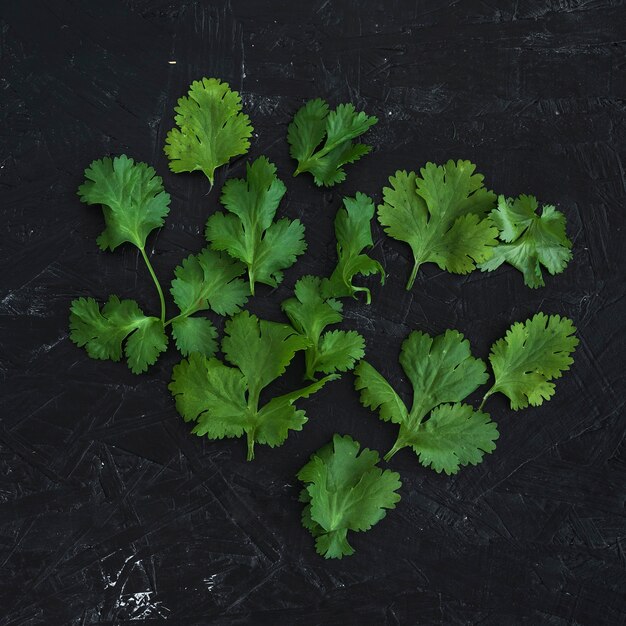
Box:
[407,403,499,475]
[484,313,578,410]
[164,77,253,185]
[377,160,498,289]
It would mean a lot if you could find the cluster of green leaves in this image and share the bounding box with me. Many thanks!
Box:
[69,152,252,373]
[205,156,306,295]
[169,311,338,460]
[298,434,401,558]
[282,276,365,381]
[378,160,498,290]
[479,194,573,288]
[70,77,580,560]
[378,161,573,290]
[288,99,378,186]
[355,313,578,474]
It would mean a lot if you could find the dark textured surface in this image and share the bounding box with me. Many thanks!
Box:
[1,0,626,624]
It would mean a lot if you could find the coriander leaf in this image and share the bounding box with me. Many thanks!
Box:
[168,247,249,356]
[169,311,338,460]
[479,194,573,288]
[321,193,385,303]
[69,296,167,374]
[125,318,169,375]
[355,329,496,473]
[407,403,498,475]
[170,316,218,358]
[482,313,578,410]
[288,99,378,187]
[297,434,401,559]
[205,157,306,294]
[377,161,498,290]
[164,77,253,186]
[78,155,170,252]
[282,276,365,380]
[315,330,365,376]
[171,247,249,317]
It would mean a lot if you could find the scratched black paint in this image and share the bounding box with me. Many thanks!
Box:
[1,0,625,624]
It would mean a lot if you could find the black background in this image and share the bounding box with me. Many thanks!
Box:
[1,1,625,624]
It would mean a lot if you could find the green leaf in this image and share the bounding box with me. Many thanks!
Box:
[170,316,218,357]
[288,99,378,187]
[69,296,167,374]
[407,403,499,475]
[354,328,496,473]
[77,155,170,251]
[205,157,306,294]
[297,434,401,559]
[167,246,249,356]
[479,194,573,288]
[171,247,249,317]
[282,276,364,380]
[314,330,365,375]
[164,77,253,186]
[125,318,169,375]
[169,311,338,460]
[321,193,385,303]
[377,161,498,290]
[484,313,578,410]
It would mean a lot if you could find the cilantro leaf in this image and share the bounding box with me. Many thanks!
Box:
[168,247,249,356]
[298,434,401,559]
[170,317,218,359]
[404,403,498,475]
[288,99,378,187]
[205,157,306,294]
[321,193,385,304]
[355,329,497,473]
[78,155,170,252]
[377,161,498,290]
[482,313,578,410]
[164,77,253,186]
[282,276,365,380]
[169,311,338,460]
[69,296,168,374]
[479,194,573,288]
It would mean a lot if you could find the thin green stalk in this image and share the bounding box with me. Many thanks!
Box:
[246,429,256,461]
[351,285,372,305]
[406,259,421,291]
[383,438,407,463]
[140,247,166,323]
[479,385,496,411]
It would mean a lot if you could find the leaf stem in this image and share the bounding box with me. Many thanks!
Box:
[248,270,255,297]
[164,313,184,328]
[406,260,420,291]
[246,429,255,461]
[140,247,166,323]
[351,285,372,305]
[383,438,406,463]
[479,385,496,411]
